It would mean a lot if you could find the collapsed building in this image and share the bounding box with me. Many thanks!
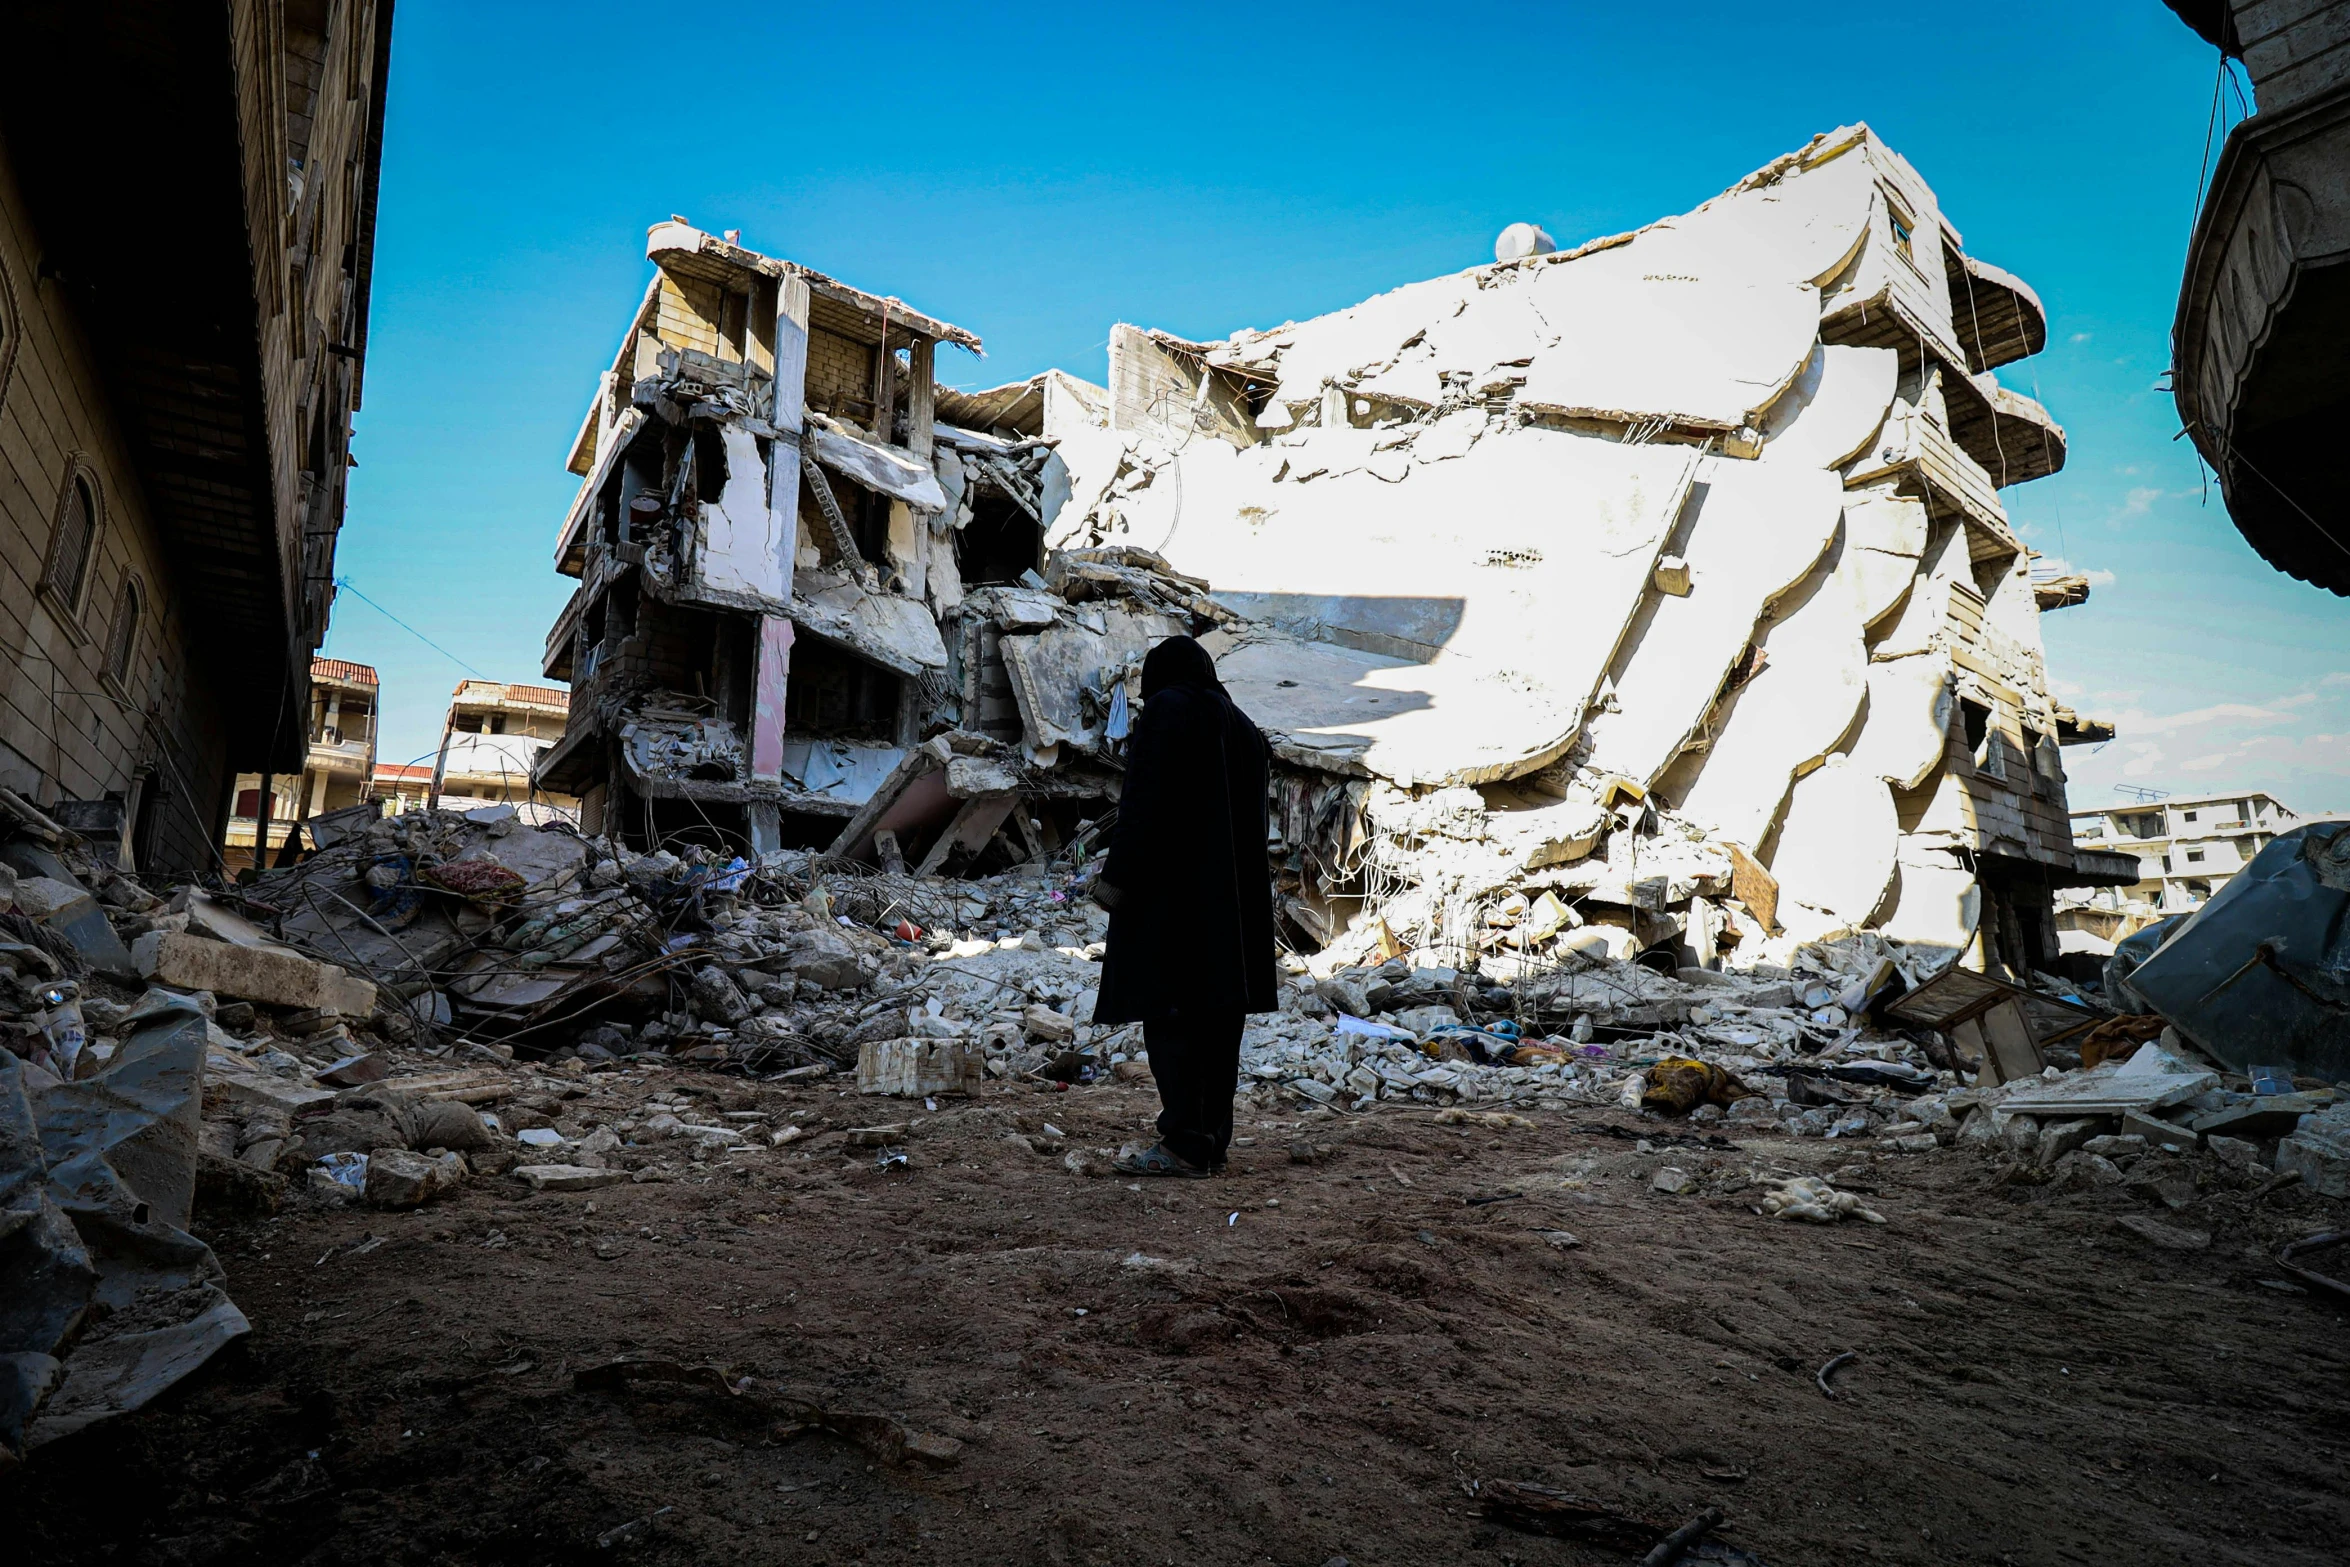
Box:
[1015,126,2139,976]
[534,222,1181,868]
[2164,0,2350,596]
[537,127,2138,983]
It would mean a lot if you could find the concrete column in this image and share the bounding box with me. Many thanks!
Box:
[749,616,793,782]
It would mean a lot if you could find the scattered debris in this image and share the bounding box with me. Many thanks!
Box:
[1759,1177,1883,1224]
[2272,1231,2350,1304]
[1475,1481,1677,1553]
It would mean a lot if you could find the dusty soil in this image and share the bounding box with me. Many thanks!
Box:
[9,1072,2348,1567]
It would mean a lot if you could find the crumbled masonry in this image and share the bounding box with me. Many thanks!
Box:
[6,125,2342,1495]
[533,126,2125,994]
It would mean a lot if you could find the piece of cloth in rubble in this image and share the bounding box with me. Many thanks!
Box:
[1145,1009,1245,1171]
[1641,1056,1754,1116]
[2127,822,2350,1079]
[1093,637,1277,1025]
[1,997,248,1465]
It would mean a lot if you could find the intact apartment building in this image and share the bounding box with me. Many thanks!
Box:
[2063,790,2315,936]
[0,3,393,873]
[373,761,433,815]
[433,679,578,823]
[223,657,381,871]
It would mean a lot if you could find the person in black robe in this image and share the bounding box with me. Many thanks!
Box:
[1090,635,1277,1176]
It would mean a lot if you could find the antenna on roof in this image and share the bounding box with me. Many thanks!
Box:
[2114,784,2170,803]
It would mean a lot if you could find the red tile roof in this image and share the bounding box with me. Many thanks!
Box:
[373,762,434,783]
[312,657,380,686]
[452,679,570,710]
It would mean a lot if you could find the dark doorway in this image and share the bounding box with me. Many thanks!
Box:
[955,489,1041,586]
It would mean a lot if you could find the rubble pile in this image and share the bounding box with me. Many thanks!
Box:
[7,761,2350,1466]
[1013,124,2121,981]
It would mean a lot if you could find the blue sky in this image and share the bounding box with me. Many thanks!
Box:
[328,0,2350,813]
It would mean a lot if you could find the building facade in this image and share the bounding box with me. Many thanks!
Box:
[2165,0,2350,595]
[0,1,393,874]
[1044,126,2139,976]
[222,656,381,870]
[2063,789,2315,938]
[433,680,577,823]
[373,760,433,815]
[536,222,996,851]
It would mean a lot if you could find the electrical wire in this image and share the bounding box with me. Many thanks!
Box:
[331,575,486,676]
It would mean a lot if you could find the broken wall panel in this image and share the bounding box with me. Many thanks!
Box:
[1668,528,1869,851]
[1044,123,2098,973]
[1129,431,1699,785]
[693,427,792,606]
[998,606,1186,759]
[1579,459,1843,792]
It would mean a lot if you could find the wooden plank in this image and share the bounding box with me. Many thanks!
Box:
[912,793,1014,876]
[1977,997,2046,1084]
[1726,841,1779,931]
[906,338,935,462]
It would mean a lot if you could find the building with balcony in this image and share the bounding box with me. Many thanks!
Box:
[433,680,577,823]
[0,1,394,872]
[535,221,996,852]
[2165,0,2350,595]
[1042,124,2138,977]
[2059,789,2321,948]
[223,657,381,871]
[372,760,432,815]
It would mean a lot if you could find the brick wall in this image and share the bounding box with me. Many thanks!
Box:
[804,327,873,424]
[0,132,228,873]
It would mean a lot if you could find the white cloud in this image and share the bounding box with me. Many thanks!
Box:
[2059,677,2350,814]
[2082,568,2116,587]
[2068,331,2092,344]
[2127,701,2286,734]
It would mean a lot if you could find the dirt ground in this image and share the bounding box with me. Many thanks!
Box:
[9,1071,2348,1567]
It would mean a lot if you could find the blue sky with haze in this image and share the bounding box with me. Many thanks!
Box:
[326,0,2349,814]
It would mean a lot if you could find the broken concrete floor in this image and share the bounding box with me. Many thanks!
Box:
[6,1071,2347,1566]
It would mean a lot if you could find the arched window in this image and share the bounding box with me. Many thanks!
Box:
[0,256,18,412]
[104,576,143,689]
[42,470,98,610]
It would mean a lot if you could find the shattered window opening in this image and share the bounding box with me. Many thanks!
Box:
[957,486,1043,587]
[1959,697,1998,779]
[786,635,902,743]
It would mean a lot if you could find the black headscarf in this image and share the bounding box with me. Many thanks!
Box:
[1140,635,1222,699]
